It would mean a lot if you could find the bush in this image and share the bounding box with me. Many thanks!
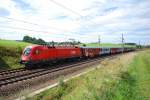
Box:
[0,46,22,57]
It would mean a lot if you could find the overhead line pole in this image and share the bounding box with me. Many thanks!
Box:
[139,40,141,48]
[98,35,101,47]
[122,33,124,53]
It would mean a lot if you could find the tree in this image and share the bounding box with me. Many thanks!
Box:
[83,44,86,47]
[23,36,46,45]
[68,38,81,46]
[23,36,31,42]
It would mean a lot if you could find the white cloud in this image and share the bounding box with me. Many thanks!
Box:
[0,0,150,44]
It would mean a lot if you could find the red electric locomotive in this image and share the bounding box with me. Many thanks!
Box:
[20,45,82,67]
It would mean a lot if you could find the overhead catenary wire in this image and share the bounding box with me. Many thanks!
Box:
[0,16,99,40]
[0,0,98,34]
[49,0,98,25]
[50,0,127,44]
[50,0,83,16]
[0,25,99,39]
[0,16,84,38]
[0,25,54,33]
[48,0,101,42]
[0,16,91,35]
[0,16,70,32]
[0,0,102,42]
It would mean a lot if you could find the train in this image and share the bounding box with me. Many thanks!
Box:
[19,45,135,68]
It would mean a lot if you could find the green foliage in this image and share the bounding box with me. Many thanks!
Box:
[0,56,22,69]
[82,44,86,47]
[98,72,138,100]
[0,39,30,69]
[0,46,22,57]
[23,36,46,45]
[99,51,150,100]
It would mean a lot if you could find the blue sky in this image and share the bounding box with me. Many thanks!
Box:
[0,0,150,44]
[0,8,10,16]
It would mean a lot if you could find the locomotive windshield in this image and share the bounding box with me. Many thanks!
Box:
[23,48,31,56]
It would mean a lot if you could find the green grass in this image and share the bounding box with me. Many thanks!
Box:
[128,51,150,98]
[0,39,32,69]
[103,50,150,100]
[27,50,150,100]
[0,39,31,48]
[80,43,136,48]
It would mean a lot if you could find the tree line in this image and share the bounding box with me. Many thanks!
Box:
[23,36,46,45]
[23,36,81,46]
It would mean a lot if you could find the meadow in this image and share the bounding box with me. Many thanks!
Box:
[0,39,31,48]
[27,50,150,100]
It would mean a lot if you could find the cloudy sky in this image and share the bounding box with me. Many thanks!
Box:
[0,0,149,44]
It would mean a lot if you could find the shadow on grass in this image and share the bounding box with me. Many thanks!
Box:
[0,57,10,69]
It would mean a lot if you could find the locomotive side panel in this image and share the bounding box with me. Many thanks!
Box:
[55,47,82,60]
[30,46,56,61]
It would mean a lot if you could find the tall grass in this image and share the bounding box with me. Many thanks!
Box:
[0,40,31,69]
[29,76,79,100]
[0,46,23,69]
[0,46,22,57]
[98,51,150,100]
[28,50,150,100]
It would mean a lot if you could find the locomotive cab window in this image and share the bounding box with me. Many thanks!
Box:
[23,48,31,56]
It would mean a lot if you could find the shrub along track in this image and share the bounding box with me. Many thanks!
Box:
[0,53,130,97]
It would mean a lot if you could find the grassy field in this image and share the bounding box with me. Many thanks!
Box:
[0,39,31,48]
[27,50,150,100]
[0,39,32,69]
[80,43,136,48]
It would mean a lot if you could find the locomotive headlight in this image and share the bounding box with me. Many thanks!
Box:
[28,56,32,61]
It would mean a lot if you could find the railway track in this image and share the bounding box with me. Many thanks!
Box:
[0,57,105,87]
[0,61,81,80]
[0,53,125,96]
[0,68,25,76]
